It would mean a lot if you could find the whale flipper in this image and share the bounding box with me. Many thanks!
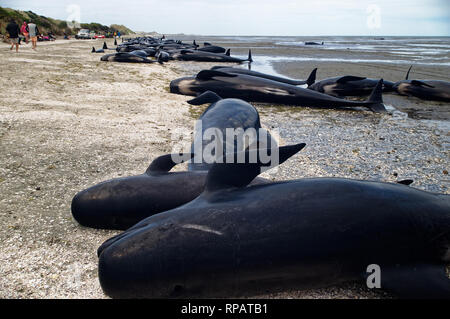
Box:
[145,153,193,175]
[187,91,223,105]
[205,143,306,192]
[379,264,450,299]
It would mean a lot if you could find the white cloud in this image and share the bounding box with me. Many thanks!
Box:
[1,0,448,35]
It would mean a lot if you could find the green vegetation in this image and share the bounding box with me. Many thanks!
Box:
[110,24,134,35]
[0,6,133,36]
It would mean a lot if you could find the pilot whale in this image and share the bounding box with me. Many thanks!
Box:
[72,95,271,229]
[71,153,269,229]
[393,66,450,102]
[170,70,387,112]
[188,91,274,171]
[100,52,163,64]
[172,49,253,63]
[97,144,450,299]
[308,74,395,96]
[210,66,317,86]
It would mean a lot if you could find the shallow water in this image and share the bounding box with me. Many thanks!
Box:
[172,34,450,121]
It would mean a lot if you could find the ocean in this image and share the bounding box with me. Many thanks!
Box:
[173,35,450,121]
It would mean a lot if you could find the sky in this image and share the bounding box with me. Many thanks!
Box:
[2,0,449,36]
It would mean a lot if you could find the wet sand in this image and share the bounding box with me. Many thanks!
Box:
[0,38,448,299]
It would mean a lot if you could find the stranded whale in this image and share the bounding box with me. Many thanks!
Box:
[97,144,450,298]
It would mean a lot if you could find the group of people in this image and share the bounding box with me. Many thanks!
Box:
[6,19,39,52]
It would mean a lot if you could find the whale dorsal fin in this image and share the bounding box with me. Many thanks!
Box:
[397,179,414,185]
[196,70,238,81]
[411,80,434,88]
[405,65,412,80]
[145,153,193,175]
[337,76,367,83]
[306,68,317,87]
[187,91,223,105]
[92,47,95,53]
[204,143,306,192]
[225,49,231,56]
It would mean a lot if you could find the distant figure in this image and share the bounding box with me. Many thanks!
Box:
[113,31,117,38]
[117,31,121,38]
[6,19,20,52]
[21,21,29,44]
[27,21,39,50]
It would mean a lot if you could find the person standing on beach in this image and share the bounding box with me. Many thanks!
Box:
[21,22,29,44]
[27,21,39,50]
[6,19,20,53]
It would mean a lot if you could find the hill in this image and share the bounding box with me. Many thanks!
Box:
[0,6,133,36]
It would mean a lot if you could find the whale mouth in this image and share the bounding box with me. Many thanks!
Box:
[170,77,196,95]
[169,79,181,94]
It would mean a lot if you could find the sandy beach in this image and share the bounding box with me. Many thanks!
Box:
[0,38,448,298]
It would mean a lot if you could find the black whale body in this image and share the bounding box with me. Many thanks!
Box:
[97,144,450,298]
[170,70,387,112]
[100,52,162,64]
[172,49,253,63]
[71,96,271,229]
[393,66,450,102]
[309,75,395,96]
[188,92,274,171]
[198,45,226,53]
[211,66,317,86]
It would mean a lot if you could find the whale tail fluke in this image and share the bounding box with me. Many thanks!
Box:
[205,143,306,192]
[366,79,386,113]
[306,68,317,87]
[247,50,253,62]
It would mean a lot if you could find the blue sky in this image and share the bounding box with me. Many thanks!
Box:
[2,0,449,36]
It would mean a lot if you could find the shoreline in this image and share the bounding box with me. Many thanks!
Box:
[0,38,448,298]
